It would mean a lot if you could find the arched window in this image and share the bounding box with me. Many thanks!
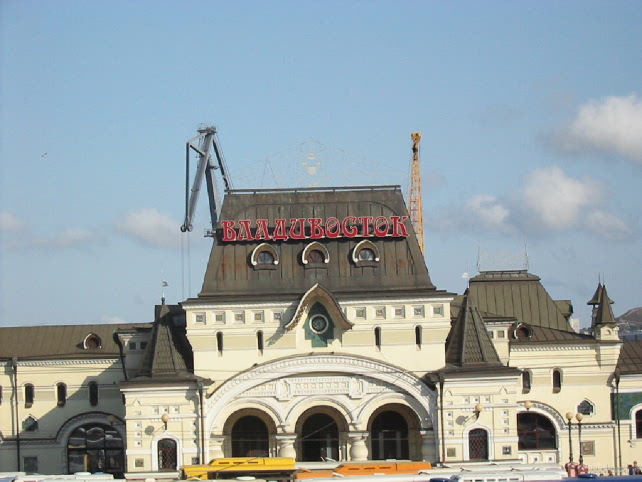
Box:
[68,423,124,475]
[23,415,38,432]
[57,383,67,407]
[231,416,269,457]
[578,400,594,416]
[158,438,178,470]
[0,385,3,405]
[88,381,99,406]
[217,332,224,354]
[415,326,422,347]
[469,428,489,460]
[374,327,382,350]
[522,371,531,393]
[358,248,376,261]
[352,240,380,266]
[83,334,102,349]
[518,412,556,449]
[24,383,34,408]
[636,410,642,439]
[371,411,409,460]
[257,331,264,354]
[257,251,274,264]
[553,369,562,393]
[250,243,279,269]
[301,413,339,462]
[302,242,329,266]
[307,249,325,264]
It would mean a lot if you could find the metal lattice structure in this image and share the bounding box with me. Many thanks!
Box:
[409,132,424,254]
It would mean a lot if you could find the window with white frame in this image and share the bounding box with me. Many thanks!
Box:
[393,306,405,318]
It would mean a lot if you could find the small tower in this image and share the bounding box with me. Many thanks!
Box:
[589,283,619,341]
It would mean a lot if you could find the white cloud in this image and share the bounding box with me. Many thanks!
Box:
[0,212,24,232]
[430,166,632,241]
[48,228,95,248]
[465,194,511,231]
[584,210,631,240]
[521,166,601,230]
[100,315,129,324]
[117,208,181,250]
[557,94,642,164]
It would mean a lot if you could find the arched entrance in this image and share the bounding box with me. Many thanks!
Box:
[517,412,556,449]
[231,415,269,457]
[469,428,489,460]
[370,411,409,460]
[158,438,178,470]
[67,423,125,476]
[300,413,340,461]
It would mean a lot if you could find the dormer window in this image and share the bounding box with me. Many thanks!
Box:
[302,242,329,267]
[352,240,380,267]
[358,248,376,261]
[83,334,102,349]
[250,243,278,270]
[307,250,325,264]
[513,323,533,340]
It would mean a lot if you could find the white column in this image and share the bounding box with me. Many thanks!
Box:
[209,435,225,459]
[348,431,369,461]
[275,433,297,459]
[420,429,437,462]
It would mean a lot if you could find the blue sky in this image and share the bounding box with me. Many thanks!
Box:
[1,1,640,328]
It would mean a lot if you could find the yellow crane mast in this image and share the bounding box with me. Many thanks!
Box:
[409,132,424,254]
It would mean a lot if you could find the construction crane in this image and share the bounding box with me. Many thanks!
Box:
[181,125,233,236]
[408,132,424,254]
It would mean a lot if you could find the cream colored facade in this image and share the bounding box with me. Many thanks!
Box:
[2,187,641,477]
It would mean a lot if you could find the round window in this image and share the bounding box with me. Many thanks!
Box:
[310,315,329,334]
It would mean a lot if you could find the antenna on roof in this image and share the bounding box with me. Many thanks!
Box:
[161,272,168,305]
[524,243,529,271]
[476,243,481,272]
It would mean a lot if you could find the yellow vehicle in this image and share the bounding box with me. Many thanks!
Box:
[181,457,297,480]
[295,461,433,479]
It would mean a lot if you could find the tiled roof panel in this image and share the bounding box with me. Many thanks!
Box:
[198,187,437,300]
[617,340,642,374]
[0,323,150,359]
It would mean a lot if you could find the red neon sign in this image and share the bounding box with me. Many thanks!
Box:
[220,216,409,242]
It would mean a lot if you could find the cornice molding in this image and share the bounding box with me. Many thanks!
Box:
[11,358,120,367]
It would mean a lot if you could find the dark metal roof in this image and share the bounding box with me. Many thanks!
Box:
[510,326,594,344]
[593,284,617,326]
[617,340,642,374]
[0,323,151,360]
[445,290,504,368]
[196,186,437,300]
[127,304,199,384]
[468,270,574,332]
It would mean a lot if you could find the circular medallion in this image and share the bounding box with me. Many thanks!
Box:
[310,315,329,334]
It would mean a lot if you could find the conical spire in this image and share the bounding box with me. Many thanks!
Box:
[593,284,617,327]
[445,289,503,368]
[137,304,192,378]
[587,283,603,306]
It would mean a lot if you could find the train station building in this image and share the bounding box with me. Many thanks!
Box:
[1,185,641,475]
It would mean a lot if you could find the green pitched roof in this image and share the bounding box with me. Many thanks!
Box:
[468,270,574,332]
[445,289,504,368]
